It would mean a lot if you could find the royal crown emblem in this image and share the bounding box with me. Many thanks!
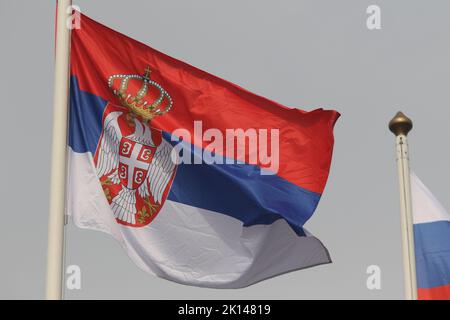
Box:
[108,66,173,122]
[94,66,177,227]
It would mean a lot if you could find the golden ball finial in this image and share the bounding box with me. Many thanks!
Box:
[389,111,413,136]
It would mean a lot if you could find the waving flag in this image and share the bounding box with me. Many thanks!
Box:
[411,173,450,299]
[67,13,339,288]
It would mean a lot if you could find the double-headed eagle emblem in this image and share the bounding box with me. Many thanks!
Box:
[94,66,177,227]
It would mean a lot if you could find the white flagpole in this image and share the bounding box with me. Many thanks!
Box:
[389,111,418,300]
[46,0,72,300]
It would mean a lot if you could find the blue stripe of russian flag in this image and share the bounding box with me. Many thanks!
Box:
[69,76,321,234]
[415,220,450,289]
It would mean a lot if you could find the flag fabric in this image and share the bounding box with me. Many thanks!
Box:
[411,173,450,299]
[67,13,339,288]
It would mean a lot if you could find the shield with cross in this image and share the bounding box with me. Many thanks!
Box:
[117,136,157,190]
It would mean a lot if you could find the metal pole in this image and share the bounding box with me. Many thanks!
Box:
[389,111,418,300]
[46,0,72,300]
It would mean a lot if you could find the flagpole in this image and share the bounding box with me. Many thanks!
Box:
[46,0,72,300]
[389,111,418,300]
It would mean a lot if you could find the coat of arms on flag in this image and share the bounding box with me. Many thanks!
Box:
[94,67,177,227]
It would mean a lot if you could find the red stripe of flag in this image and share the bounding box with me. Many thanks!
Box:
[70,13,339,194]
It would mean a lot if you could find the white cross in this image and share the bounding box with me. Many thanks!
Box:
[120,143,150,189]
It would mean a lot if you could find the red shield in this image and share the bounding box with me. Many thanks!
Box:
[118,137,157,190]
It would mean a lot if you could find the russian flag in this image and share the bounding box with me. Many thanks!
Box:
[411,173,450,299]
[67,13,339,288]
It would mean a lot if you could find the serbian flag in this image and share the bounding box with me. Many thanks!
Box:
[411,173,450,299]
[67,12,339,288]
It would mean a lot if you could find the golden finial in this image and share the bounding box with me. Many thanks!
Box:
[389,111,413,136]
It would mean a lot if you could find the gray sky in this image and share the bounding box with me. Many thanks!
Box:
[1,0,450,299]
